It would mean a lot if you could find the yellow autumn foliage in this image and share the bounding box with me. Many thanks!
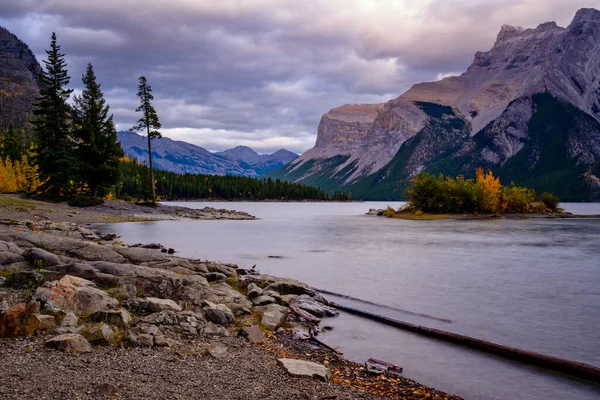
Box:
[0,155,40,193]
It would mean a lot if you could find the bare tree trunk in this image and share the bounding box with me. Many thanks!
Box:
[146,125,156,203]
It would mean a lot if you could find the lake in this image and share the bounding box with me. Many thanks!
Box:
[97,202,600,400]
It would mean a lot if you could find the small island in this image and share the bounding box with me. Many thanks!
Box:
[369,169,600,220]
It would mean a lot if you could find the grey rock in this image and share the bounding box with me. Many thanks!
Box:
[68,244,127,264]
[208,344,228,358]
[247,283,262,298]
[261,310,285,331]
[209,264,236,277]
[137,333,154,347]
[23,247,61,268]
[0,300,9,311]
[153,334,178,347]
[203,301,235,326]
[239,325,265,344]
[0,251,25,265]
[205,272,227,283]
[0,240,23,255]
[87,323,116,345]
[91,308,132,328]
[228,303,252,316]
[251,295,275,306]
[61,312,78,327]
[263,280,315,297]
[291,295,339,318]
[55,326,84,334]
[203,321,229,337]
[45,334,92,353]
[262,290,282,301]
[137,297,182,313]
[140,324,161,336]
[277,358,330,381]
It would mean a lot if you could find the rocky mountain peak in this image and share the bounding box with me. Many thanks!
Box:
[495,24,524,43]
[568,7,600,35]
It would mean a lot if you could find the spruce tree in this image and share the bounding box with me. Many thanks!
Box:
[1,124,22,162]
[73,63,123,197]
[131,76,161,204]
[33,32,75,197]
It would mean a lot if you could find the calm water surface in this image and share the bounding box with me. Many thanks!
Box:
[98,202,600,400]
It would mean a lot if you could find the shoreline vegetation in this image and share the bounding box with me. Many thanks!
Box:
[367,169,600,220]
[0,194,462,399]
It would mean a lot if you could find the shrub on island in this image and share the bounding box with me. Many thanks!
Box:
[402,168,561,215]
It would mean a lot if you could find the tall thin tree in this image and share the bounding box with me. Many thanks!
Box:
[33,32,75,197]
[73,63,123,197]
[131,76,161,203]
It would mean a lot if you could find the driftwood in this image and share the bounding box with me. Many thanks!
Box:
[290,304,321,323]
[332,302,600,383]
[309,334,343,355]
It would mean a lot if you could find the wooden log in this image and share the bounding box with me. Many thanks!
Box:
[290,304,321,323]
[309,334,343,355]
[332,302,600,383]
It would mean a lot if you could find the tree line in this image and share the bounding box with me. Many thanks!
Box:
[117,158,350,201]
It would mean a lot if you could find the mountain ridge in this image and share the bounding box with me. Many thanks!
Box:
[273,8,600,201]
[118,131,297,177]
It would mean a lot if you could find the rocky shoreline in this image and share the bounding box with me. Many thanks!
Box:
[0,195,461,399]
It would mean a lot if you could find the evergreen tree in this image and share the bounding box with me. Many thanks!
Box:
[32,32,75,197]
[131,76,161,204]
[1,124,22,162]
[73,63,123,197]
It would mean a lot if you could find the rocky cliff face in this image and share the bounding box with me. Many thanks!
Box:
[274,8,600,200]
[0,26,43,130]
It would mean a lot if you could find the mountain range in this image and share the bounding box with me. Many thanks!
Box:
[118,131,297,177]
[271,8,600,201]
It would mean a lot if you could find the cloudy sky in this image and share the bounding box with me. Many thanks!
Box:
[1,0,597,154]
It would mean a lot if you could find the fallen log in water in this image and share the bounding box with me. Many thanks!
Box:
[331,302,600,383]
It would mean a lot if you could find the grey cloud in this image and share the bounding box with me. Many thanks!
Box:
[1,0,596,153]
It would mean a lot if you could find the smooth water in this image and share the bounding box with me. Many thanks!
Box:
[97,202,600,400]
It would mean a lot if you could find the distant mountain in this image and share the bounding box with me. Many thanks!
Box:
[272,8,600,201]
[216,146,298,176]
[117,131,297,177]
[0,26,43,131]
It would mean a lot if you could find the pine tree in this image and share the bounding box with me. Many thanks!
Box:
[1,124,22,162]
[73,63,123,197]
[131,76,161,204]
[32,32,75,197]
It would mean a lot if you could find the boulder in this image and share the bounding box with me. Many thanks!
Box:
[22,247,61,268]
[251,295,275,306]
[262,290,282,302]
[33,275,119,315]
[209,264,236,277]
[203,301,235,326]
[153,334,178,347]
[45,334,92,353]
[239,325,265,344]
[68,244,127,264]
[263,280,315,296]
[91,308,132,328]
[0,299,8,311]
[136,297,182,313]
[203,321,229,337]
[0,240,23,255]
[113,247,169,264]
[205,272,227,283]
[291,295,339,317]
[277,358,330,381]
[257,304,288,331]
[87,323,116,345]
[35,314,56,331]
[0,302,47,337]
[0,251,25,265]
[137,333,154,347]
[247,283,263,299]
[61,312,78,327]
